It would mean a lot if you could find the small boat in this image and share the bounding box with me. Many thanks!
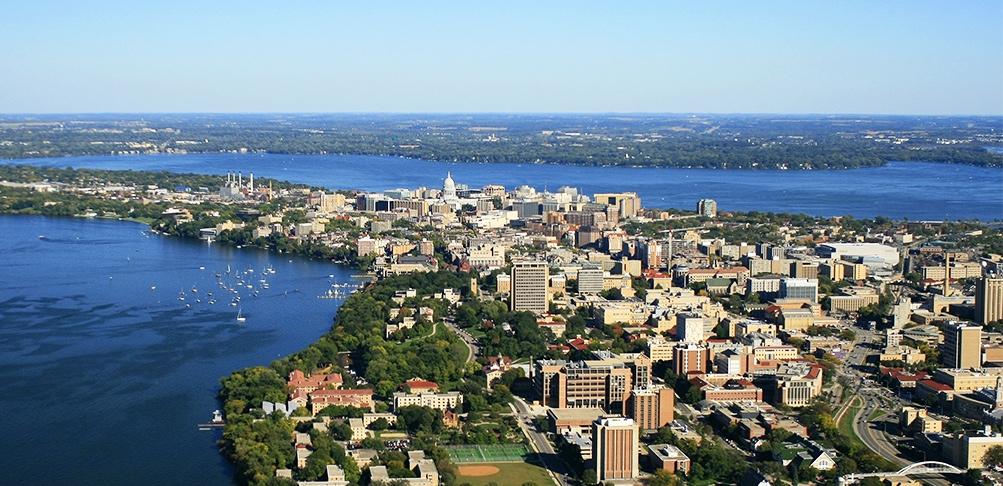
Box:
[236,309,245,322]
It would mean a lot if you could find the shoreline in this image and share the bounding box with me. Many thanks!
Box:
[3,151,1001,170]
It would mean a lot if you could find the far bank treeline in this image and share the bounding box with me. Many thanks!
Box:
[1,114,1000,169]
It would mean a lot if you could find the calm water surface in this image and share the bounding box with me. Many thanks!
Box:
[6,154,1002,220]
[0,215,357,485]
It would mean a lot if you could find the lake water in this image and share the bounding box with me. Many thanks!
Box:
[0,215,360,485]
[5,154,1002,221]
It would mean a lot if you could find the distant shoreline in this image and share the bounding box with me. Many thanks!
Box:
[3,151,1000,170]
[1,113,999,170]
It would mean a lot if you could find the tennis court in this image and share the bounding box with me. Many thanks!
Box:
[444,444,530,463]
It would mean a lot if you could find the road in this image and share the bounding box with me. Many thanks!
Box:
[837,326,954,486]
[511,398,572,486]
[850,389,909,467]
[443,317,480,363]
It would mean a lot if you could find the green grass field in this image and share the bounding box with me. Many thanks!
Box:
[837,396,865,448]
[445,444,530,463]
[456,461,555,486]
[868,409,887,421]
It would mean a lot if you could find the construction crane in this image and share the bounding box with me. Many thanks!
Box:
[658,226,706,263]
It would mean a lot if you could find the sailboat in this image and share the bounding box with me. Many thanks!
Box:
[236,308,245,322]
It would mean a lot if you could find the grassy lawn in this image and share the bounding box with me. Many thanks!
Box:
[457,461,555,486]
[868,409,887,421]
[837,396,865,448]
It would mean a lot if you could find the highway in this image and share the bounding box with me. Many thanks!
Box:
[837,326,955,486]
[839,327,911,465]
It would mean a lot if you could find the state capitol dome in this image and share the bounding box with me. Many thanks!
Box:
[442,172,457,201]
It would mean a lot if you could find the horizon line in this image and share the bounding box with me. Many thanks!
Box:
[1,111,1001,118]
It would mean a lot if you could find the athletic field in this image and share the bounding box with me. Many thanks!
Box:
[444,444,530,463]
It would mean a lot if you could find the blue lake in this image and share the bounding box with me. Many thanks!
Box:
[0,215,360,485]
[5,154,1002,221]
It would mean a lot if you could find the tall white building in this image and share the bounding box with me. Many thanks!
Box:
[676,313,705,343]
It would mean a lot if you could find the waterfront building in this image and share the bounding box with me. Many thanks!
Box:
[593,417,639,483]
[697,198,717,218]
[510,261,549,313]
[309,389,374,415]
[594,192,641,219]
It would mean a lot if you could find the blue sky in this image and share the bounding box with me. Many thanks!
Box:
[0,1,1000,115]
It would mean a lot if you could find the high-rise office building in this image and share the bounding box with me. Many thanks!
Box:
[942,321,983,369]
[577,267,605,294]
[594,192,641,219]
[673,343,707,375]
[593,417,639,483]
[510,262,549,313]
[627,387,674,432]
[976,277,1003,325]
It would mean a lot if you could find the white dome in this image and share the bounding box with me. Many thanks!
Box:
[442,172,457,201]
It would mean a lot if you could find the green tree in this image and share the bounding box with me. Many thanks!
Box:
[983,445,1003,469]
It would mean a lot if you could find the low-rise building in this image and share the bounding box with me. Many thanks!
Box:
[942,426,1003,469]
[392,391,463,412]
[309,389,374,415]
[647,444,691,474]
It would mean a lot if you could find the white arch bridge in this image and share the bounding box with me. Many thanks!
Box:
[839,461,967,486]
